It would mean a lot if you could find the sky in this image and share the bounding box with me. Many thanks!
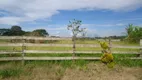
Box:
[0,0,142,37]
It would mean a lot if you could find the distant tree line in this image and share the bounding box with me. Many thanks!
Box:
[0,25,49,37]
[94,36,126,39]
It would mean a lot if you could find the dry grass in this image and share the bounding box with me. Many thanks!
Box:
[62,63,142,80]
[0,62,142,80]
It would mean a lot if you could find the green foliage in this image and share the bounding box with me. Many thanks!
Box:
[0,29,11,36]
[98,41,114,68]
[10,25,24,36]
[0,26,24,36]
[67,19,86,37]
[101,53,113,63]
[0,68,22,79]
[11,25,22,31]
[125,24,142,43]
[98,41,109,50]
[31,29,49,37]
[107,62,115,68]
[0,26,49,36]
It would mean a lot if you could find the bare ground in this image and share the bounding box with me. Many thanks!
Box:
[62,63,142,80]
[0,62,142,80]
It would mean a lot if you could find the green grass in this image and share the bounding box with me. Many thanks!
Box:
[25,53,72,57]
[0,39,10,43]
[0,39,139,46]
[113,54,142,67]
[0,46,22,51]
[112,41,139,46]
[47,40,139,45]
[115,59,142,67]
[0,67,22,79]
[0,53,21,57]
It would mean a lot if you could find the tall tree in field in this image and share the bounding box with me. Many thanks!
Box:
[67,19,86,58]
[10,25,24,36]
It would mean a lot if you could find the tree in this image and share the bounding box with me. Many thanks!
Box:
[125,24,142,43]
[32,29,49,37]
[67,19,86,58]
[0,29,10,36]
[10,25,24,36]
[11,25,22,31]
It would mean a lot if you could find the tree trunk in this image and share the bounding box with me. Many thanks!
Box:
[72,36,76,61]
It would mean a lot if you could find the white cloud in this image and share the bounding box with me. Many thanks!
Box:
[0,0,142,25]
[82,23,125,27]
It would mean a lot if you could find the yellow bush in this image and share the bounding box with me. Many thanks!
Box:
[101,53,113,63]
[99,41,109,50]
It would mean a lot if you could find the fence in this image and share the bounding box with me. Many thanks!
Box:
[0,36,142,63]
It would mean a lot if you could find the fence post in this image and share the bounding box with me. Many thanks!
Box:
[140,39,142,57]
[108,38,112,53]
[21,37,25,65]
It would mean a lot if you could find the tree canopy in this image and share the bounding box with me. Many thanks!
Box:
[11,25,22,32]
[0,29,10,36]
[125,24,142,43]
[10,25,24,36]
[0,26,49,37]
[67,19,86,37]
[32,29,49,37]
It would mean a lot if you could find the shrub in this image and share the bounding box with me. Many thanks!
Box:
[101,53,113,63]
[98,40,115,68]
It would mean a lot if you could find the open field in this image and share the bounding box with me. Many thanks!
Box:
[0,39,139,46]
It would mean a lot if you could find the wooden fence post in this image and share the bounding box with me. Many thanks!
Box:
[21,37,25,65]
[108,38,112,53]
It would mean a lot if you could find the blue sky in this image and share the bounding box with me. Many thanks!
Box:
[0,0,142,37]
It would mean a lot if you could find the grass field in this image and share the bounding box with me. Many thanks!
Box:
[0,59,142,80]
[0,39,139,46]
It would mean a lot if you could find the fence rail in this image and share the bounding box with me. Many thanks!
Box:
[0,57,141,61]
[0,50,139,54]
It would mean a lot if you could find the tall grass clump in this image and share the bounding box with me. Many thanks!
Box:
[114,54,142,67]
[0,68,22,79]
